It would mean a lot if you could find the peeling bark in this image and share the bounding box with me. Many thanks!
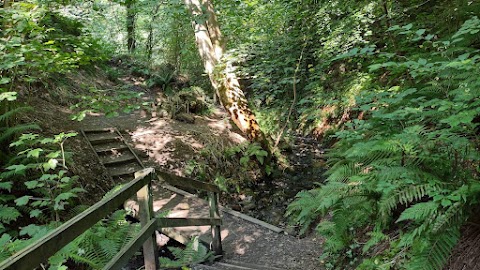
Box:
[184,0,268,145]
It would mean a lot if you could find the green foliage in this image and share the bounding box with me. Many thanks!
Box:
[0,1,108,85]
[186,142,267,193]
[1,132,83,225]
[56,210,140,269]
[287,16,480,269]
[159,236,214,268]
[70,87,149,121]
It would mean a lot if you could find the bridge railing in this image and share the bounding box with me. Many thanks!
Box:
[0,167,223,270]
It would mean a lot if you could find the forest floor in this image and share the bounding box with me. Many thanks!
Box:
[23,65,325,269]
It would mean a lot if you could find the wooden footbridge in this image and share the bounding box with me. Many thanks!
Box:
[0,127,320,270]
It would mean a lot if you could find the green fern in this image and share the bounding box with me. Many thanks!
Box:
[432,202,465,233]
[0,107,33,123]
[0,124,41,145]
[158,236,214,267]
[287,17,480,269]
[407,228,460,270]
[396,201,438,223]
[56,210,139,269]
[378,184,434,221]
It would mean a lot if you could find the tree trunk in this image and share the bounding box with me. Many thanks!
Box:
[3,0,13,8]
[146,3,161,61]
[184,0,268,146]
[126,0,136,53]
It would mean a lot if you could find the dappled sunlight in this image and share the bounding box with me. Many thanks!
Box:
[125,109,246,175]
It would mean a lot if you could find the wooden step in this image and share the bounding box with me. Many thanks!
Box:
[94,142,129,153]
[86,132,122,145]
[193,260,282,270]
[113,175,135,182]
[106,163,143,177]
[82,127,117,133]
[216,260,284,270]
[99,152,136,165]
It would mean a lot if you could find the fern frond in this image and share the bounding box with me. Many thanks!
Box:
[0,107,33,123]
[432,202,465,233]
[159,237,212,267]
[0,124,40,144]
[326,162,362,183]
[396,201,438,223]
[407,228,460,270]
[378,184,434,220]
[362,230,388,254]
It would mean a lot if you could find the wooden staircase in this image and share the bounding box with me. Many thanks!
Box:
[81,127,144,181]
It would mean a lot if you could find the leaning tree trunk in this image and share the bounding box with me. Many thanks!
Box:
[184,0,269,147]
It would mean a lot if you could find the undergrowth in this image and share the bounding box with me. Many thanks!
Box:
[287,17,480,269]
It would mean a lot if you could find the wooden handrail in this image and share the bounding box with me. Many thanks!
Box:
[0,168,155,270]
[157,171,221,193]
[0,167,224,270]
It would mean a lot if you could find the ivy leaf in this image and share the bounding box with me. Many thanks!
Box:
[441,199,452,207]
[240,156,249,166]
[6,164,27,174]
[27,148,43,158]
[0,77,11,85]
[55,192,77,203]
[415,29,426,36]
[29,209,42,218]
[25,180,41,189]
[0,205,21,223]
[48,254,67,269]
[457,53,470,61]
[0,182,13,192]
[15,195,32,206]
[46,151,61,159]
[256,156,265,165]
[0,91,16,101]
[19,224,41,237]
[43,159,58,171]
[418,58,427,65]
[0,233,12,247]
[40,138,55,144]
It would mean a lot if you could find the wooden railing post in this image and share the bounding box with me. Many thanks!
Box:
[136,170,158,270]
[208,191,222,256]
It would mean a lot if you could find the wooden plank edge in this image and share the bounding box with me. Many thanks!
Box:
[157,217,222,227]
[219,206,283,233]
[114,128,146,169]
[157,171,220,193]
[82,127,117,133]
[213,262,256,270]
[162,183,197,197]
[103,218,157,270]
[221,260,285,270]
[102,156,136,165]
[161,183,283,233]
